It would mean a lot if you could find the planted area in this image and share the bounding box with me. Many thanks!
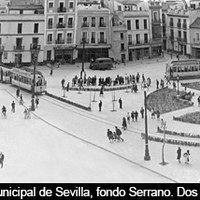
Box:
[146,87,193,114]
[182,82,200,91]
[173,111,200,124]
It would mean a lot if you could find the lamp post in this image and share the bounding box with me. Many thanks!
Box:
[81,37,86,74]
[160,119,168,165]
[177,75,180,95]
[31,47,39,111]
[144,90,151,161]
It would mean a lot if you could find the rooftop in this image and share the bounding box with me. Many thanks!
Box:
[190,17,200,28]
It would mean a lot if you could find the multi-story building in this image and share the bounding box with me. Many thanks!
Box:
[190,17,200,58]
[76,0,111,62]
[148,0,163,57]
[44,0,77,64]
[122,0,150,61]
[167,2,200,56]
[0,3,44,65]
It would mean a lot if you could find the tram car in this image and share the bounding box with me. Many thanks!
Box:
[166,59,200,80]
[11,67,47,93]
[0,66,12,83]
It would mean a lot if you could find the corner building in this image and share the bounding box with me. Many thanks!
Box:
[44,0,77,64]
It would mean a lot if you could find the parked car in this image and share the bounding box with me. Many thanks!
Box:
[89,58,113,70]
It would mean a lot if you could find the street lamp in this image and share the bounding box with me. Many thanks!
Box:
[31,48,39,111]
[177,75,180,95]
[160,119,168,165]
[144,90,151,161]
[81,37,86,74]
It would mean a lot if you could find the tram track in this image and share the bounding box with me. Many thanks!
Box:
[4,89,178,183]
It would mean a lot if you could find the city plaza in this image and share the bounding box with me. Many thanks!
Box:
[1,53,200,183]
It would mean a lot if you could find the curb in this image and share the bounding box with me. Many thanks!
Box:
[45,91,91,112]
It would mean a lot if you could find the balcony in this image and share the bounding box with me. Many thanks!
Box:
[120,48,126,52]
[177,22,181,29]
[152,19,161,24]
[169,36,174,40]
[169,22,174,27]
[47,40,53,44]
[68,24,73,28]
[98,39,107,44]
[80,39,89,44]
[55,39,65,44]
[128,41,133,45]
[99,22,106,27]
[56,23,66,28]
[183,23,187,29]
[0,45,4,52]
[48,24,53,29]
[66,38,72,44]
[30,44,41,50]
[14,45,25,51]
[81,22,89,27]
[91,23,96,27]
[57,7,66,12]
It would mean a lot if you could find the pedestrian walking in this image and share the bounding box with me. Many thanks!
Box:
[107,129,114,143]
[173,81,176,90]
[134,110,138,122]
[61,78,65,89]
[0,152,4,168]
[19,94,24,105]
[156,110,160,121]
[140,107,144,118]
[11,101,15,113]
[122,117,127,130]
[35,96,39,108]
[151,108,155,119]
[100,85,104,97]
[115,126,124,142]
[126,112,130,124]
[66,82,70,92]
[177,147,182,164]
[50,67,53,76]
[131,111,135,122]
[183,150,190,164]
[16,88,20,98]
[156,79,159,90]
[98,100,102,112]
[119,98,122,109]
[2,105,7,118]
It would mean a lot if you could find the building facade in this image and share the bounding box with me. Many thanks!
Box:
[76,0,111,62]
[0,4,44,65]
[44,0,77,64]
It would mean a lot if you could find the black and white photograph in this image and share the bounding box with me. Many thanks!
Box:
[1,0,200,184]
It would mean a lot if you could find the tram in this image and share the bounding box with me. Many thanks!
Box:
[166,59,200,80]
[0,66,12,83]
[11,67,47,93]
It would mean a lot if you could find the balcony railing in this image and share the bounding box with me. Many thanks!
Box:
[30,44,41,50]
[99,22,106,27]
[56,23,66,28]
[55,39,65,44]
[91,39,95,43]
[0,45,4,52]
[183,23,187,29]
[120,48,126,52]
[48,24,53,29]
[169,36,174,40]
[169,22,174,27]
[91,23,96,27]
[128,41,149,46]
[68,24,73,28]
[98,39,107,44]
[81,22,89,27]
[47,40,53,44]
[80,39,89,44]
[66,38,72,44]
[14,45,25,51]
[177,22,181,28]
[57,7,66,12]
[152,19,161,24]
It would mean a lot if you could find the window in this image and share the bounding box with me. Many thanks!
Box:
[47,34,52,43]
[58,18,63,24]
[68,18,73,28]
[67,33,72,43]
[121,43,124,51]
[118,5,121,11]
[16,38,22,47]
[144,33,148,43]
[49,2,53,8]
[144,19,147,29]
[18,24,22,34]
[83,17,87,23]
[136,20,139,29]
[128,34,132,44]
[136,34,140,44]
[91,32,95,43]
[178,31,181,38]
[69,2,74,9]
[153,11,158,22]
[196,33,199,41]
[59,2,64,9]
[34,23,39,33]
[100,32,104,42]
[183,31,187,41]
[120,33,124,40]
[127,20,131,30]
[99,17,105,27]
[32,38,39,48]
[91,17,95,27]
[0,38,2,44]
[48,18,53,28]
[82,32,87,40]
